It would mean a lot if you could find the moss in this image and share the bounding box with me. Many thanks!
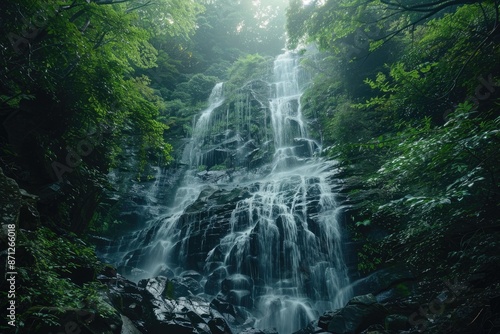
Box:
[164,281,175,299]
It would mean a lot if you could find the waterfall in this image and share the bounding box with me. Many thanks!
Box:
[185,82,225,167]
[216,53,351,332]
[99,52,351,334]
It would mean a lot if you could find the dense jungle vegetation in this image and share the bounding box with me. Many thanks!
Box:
[0,0,499,333]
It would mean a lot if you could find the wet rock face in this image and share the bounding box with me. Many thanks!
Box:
[169,171,340,285]
[192,80,275,172]
[210,296,251,327]
[317,294,387,334]
[173,187,253,272]
[108,159,349,331]
[219,274,255,309]
[291,320,328,334]
[351,266,416,303]
[103,274,233,334]
[239,329,279,334]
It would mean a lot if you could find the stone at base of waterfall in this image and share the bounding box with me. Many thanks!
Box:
[103,274,233,334]
[138,275,202,299]
[384,314,411,331]
[153,264,176,278]
[238,328,279,334]
[318,294,387,334]
[291,320,328,334]
[205,266,228,295]
[181,270,205,282]
[228,289,254,308]
[221,274,254,292]
[121,315,142,334]
[180,276,204,295]
[210,296,248,326]
[210,294,257,331]
[351,266,415,302]
[17,306,122,334]
[217,274,254,309]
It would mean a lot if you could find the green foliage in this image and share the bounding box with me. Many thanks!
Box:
[0,0,208,234]
[210,164,227,171]
[129,0,203,38]
[185,73,219,102]
[345,103,499,275]
[164,281,175,299]
[395,283,411,297]
[357,243,383,273]
[355,219,371,227]
[289,0,500,280]
[14,228,111,329]
[376,105,497,199]
[226,54,272,92]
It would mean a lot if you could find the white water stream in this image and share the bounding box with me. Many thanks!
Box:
[101,52,351,334]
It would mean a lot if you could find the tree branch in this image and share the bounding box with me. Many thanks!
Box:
[126,1,153,13]
[93,0,135,5]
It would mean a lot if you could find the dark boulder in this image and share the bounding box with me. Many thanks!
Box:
[181,270,204,282]
[180,276,204,295]
[102,275,232,334]
[221,274,253,292]
[292,320,329,334]
[293,138,319,158]
[239,328,279,334]
[138,276,171,299]
[205,266,229,295]
[205,277,222,295]
[208,316,232,334]
[19,305,122,334]
[153,264,175,278]
[351,266,415,302]
[138,276,202,299]
[210,296,248,326]
[149,297,231,334]
[228,289,254,308]
[318,294,387,334]
[384,314,410,331]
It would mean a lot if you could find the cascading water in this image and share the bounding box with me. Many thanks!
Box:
[186,82,225,167]
[213,53,351,333]
[99,52,351,334]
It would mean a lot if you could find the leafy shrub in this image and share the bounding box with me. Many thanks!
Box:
[15,228,108,329]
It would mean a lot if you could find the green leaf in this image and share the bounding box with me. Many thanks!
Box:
[356,219,371,226]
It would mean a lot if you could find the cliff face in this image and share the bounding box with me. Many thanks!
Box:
[185,79,275,172]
